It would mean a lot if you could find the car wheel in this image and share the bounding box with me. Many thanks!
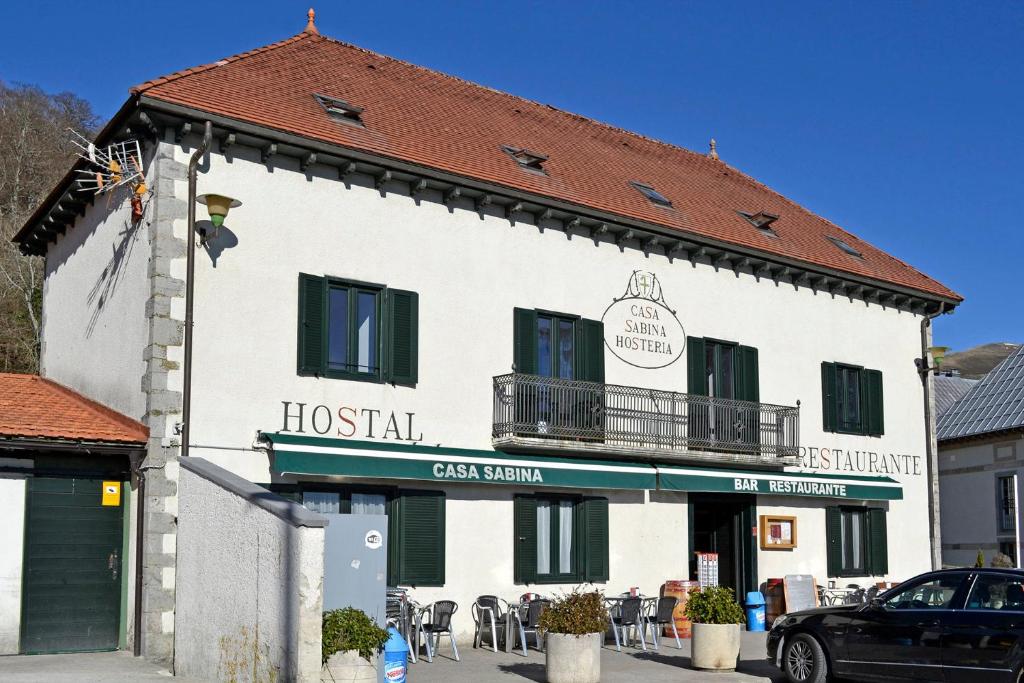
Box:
[783,633,829,683]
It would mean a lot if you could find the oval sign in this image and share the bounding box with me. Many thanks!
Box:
[602,272,686,369]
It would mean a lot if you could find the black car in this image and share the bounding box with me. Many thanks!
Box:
[767,568,1024,683]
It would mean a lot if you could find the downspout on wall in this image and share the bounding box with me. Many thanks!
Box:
[181,121,212,460]
[921,303,950,570]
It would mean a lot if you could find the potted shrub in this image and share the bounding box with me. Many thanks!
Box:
[321,607,390,682]
[684,586,746,672]
[537,589,608,683]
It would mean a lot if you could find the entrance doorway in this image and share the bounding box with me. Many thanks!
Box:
[689,494,757,599]
[21,477,125,653]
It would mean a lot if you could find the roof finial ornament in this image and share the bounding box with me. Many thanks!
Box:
[305,7,319,34]
[708,138,719,160]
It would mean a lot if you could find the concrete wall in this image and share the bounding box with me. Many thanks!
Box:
[0,477,26,654]
[939,436,1024,567]
[175,458,324,683]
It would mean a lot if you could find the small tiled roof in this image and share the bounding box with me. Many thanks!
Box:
[0,374,148,445]
[938,346,1024,442]
[129,29,959,303]
[934,374,979,419]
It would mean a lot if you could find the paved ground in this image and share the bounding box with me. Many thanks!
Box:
[0,651,210,683]
[412,631,784,682]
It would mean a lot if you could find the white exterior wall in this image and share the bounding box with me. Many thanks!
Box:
[0,477,26,654]
[31,129,937,645]
[40,174,152,420]
[175,460,324,683]
[171,139,933,622]
[939,437,1024,568]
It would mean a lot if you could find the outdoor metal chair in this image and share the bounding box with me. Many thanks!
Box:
[610,597,647,652]
[386,587,417,663]
[471,595,514,653]
[515,598,550,655]
[417,600,460,662]
[645,596,682,650]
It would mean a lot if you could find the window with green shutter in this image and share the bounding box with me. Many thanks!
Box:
[390,490,445,587]
[297,274,418,386]
[687,336,760,445]
[686,337,759,400]
[513,494,609,585]
[513,308,604,382]
[266,482,421,585]
[820,363,884,436]
[826,506,887,577]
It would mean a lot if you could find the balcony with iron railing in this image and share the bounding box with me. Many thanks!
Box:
[492,373,801,467]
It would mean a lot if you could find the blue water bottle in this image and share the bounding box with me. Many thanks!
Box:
[383,626,409,682]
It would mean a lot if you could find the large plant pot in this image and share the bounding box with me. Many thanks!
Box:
[545,632,601,683]
[690,623,741,672]
[322,650,377,682]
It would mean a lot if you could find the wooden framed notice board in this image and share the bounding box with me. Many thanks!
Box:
[760,515,797,550]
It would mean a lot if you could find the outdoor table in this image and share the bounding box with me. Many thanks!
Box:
[820,588,858,605]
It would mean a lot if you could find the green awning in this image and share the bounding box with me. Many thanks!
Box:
[264,433,903,500]
[264,433,659,491]
[657,465,903,500]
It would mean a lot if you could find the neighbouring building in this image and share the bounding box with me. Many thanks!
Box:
[939,345,1024,567]
[9,10,961,672]
[0,374,146,656]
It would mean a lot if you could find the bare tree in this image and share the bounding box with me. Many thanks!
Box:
[0,82,99,373]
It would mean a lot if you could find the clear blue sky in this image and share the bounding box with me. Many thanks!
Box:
[2,1,1020,350]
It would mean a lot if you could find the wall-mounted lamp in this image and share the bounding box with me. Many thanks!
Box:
[196,193,241,244]
[915,345,950,375]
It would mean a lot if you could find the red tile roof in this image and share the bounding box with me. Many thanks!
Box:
[133,30,959,302]
[0,374,148,445]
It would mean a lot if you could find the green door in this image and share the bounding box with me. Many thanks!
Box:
[21,477,124,653]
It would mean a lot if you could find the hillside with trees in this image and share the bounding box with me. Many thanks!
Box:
[0,82,98,373]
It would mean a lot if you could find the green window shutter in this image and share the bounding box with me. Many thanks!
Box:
[575,318,606,383]
[385,289,418,386]
[865,370,884,436]
[687,337,707,395]
[821,362,837,432]
[867,508,888,575]
[513,308,538,374]
[826,506,842,577]
[297,274,325,375]
[394,490,445,586]
[513,495,538,584]
[735,345,760,402]
[582,497,610,583]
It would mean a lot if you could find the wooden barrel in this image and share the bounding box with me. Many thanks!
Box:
[764,578,785,624]
[661,580,699,638]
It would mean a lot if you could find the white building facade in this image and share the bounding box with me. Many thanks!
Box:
[938,347,1024,569]
[14,19,961,657]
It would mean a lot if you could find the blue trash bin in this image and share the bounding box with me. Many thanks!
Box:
[745,591,766,632]
[383,626,409,682]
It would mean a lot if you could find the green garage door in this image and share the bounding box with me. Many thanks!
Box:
[21,477,124,653]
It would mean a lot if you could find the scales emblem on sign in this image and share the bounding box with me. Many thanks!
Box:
[601,271,686,369]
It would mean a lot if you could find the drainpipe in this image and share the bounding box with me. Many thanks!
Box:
[920,302,949,571]
[181,121,212,460]
[133,464,146,657]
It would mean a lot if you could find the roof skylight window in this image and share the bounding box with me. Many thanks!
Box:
[314,93,364,126]
[827,236,863,258]
[739,210,779,236]
[502,145,548,173]
[630,181,672,207]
